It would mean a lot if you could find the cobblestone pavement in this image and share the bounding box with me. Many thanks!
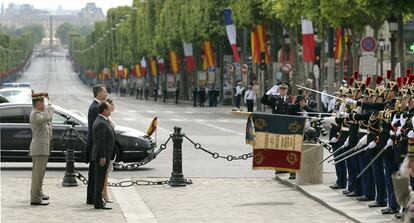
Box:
[1,176,353,223]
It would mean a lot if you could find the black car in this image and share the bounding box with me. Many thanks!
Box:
[0,102,155,164]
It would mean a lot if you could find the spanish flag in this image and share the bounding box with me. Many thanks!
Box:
[169,50,179,74]
[114,64,118,79]
[135,64,141,77]
[203,41,215,67]
[255,24,270,64]
[123,67,128,78]
[146,117,157,137]
[251,31,260,64]
[202,52,208,71]
[150,58,157,76]
[335,27,344,60]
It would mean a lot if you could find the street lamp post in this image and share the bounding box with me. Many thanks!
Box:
[379,38,385,77]
[388,14,398,79]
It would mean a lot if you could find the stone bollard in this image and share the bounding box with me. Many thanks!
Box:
[296,142,323,185]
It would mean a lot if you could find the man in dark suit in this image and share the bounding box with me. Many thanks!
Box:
[86,85,107,205]
[92,101,115,210]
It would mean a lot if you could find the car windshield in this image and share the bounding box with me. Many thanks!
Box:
[0,88,32,103]
[54,105,88,125]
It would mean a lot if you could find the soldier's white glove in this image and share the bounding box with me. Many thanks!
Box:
[364,140,377,150]
[345,98,355,105]
[391,114,399,126]
[389,130,395,136]
[355,135,367,149]
[323,117,337,126]
[329,136,338,144]
[408,130,414,139]
[266,85,279,95]
[343,137,349,148]
[386,138,393,149]
[396,127,402,137]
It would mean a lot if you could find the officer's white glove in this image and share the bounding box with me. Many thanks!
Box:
[364,140,377,150]
[343,137,349,148]
[391,114,399,126]
[389,130,395,136]
[266,85,279,95]
[408,130,414,139]
[329,136,339,144]
[355,135,367,149]
[396,127,402,137]
[323,117,337,126]
[386,138,393,149]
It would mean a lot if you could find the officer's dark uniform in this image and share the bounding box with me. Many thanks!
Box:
[360,89,400,213]
[261,83,292,115]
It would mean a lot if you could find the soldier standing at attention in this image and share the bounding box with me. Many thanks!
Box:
[29,93,54,205]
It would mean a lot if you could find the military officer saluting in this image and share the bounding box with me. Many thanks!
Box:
[261,81,293,115]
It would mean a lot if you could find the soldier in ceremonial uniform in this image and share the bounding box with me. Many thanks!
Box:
[355,70,400,214]
[261,82,293,115]
[347,76,387,207]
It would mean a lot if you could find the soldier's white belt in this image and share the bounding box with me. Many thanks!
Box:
[342,127,349,131]
[359,129,368,133]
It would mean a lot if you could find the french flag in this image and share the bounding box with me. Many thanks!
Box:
[224,8,240,63]
[183,42,196,73]
[301,19,315,62]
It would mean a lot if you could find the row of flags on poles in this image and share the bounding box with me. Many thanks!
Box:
[95,8,359,80]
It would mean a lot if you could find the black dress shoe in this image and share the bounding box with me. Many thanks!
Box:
[381,207,399,214]
[330,184,346,189]
[31,201,49,205]
[288,173,296,180]
[94,205,112,210]
[356,196,374,201]
[368,202,387,208]
[395,213,402,219]
[346,191,358,197]
[342,190,350,195]
[41,195,49,200]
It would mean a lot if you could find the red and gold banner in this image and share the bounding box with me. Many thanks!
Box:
[249,113,306,172]
[114,64,119,79]
[135,64,141,77]
[203,41,215,67]
[169,50,179,75]
[150,58,157,76]
[254,24,270,64]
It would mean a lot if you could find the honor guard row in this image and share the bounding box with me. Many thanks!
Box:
[322,69,414,220]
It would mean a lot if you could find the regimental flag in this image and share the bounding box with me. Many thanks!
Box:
[246,115,255,145]
[251,31,260,64]
[301,19,315,62]
[169,50,179,75]
[250,113,306,172]
[135,64,141,77]
[335,27,344,60]
[150,58,157,76]
[203,41,216,67]
[146,117,157,137]
[140,57,147,76]
[254,24,270,64]
[157,57,165,74]
[183,42,196,73]
[224,8,240,63]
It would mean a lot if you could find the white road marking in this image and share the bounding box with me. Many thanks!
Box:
[127,110,137,113]
[146,110,156,114]
[196,120,244,136]
[164,110,175,114]
[123,117,135,121]
[110,178,158,223]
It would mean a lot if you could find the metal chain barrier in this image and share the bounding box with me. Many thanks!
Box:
[112,135,172,170]
[71,135,174,187]
[183,135,253,161]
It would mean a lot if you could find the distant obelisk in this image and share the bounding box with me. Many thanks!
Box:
[49,15,53,50]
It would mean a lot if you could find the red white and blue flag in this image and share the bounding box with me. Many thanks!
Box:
[224,8,240,63]
[183,42,196,73]
[301,19,315,62]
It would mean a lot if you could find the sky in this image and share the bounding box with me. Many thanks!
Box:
[2,0,133,14]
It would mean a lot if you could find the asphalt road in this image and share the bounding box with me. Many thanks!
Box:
[2,49,275,179]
